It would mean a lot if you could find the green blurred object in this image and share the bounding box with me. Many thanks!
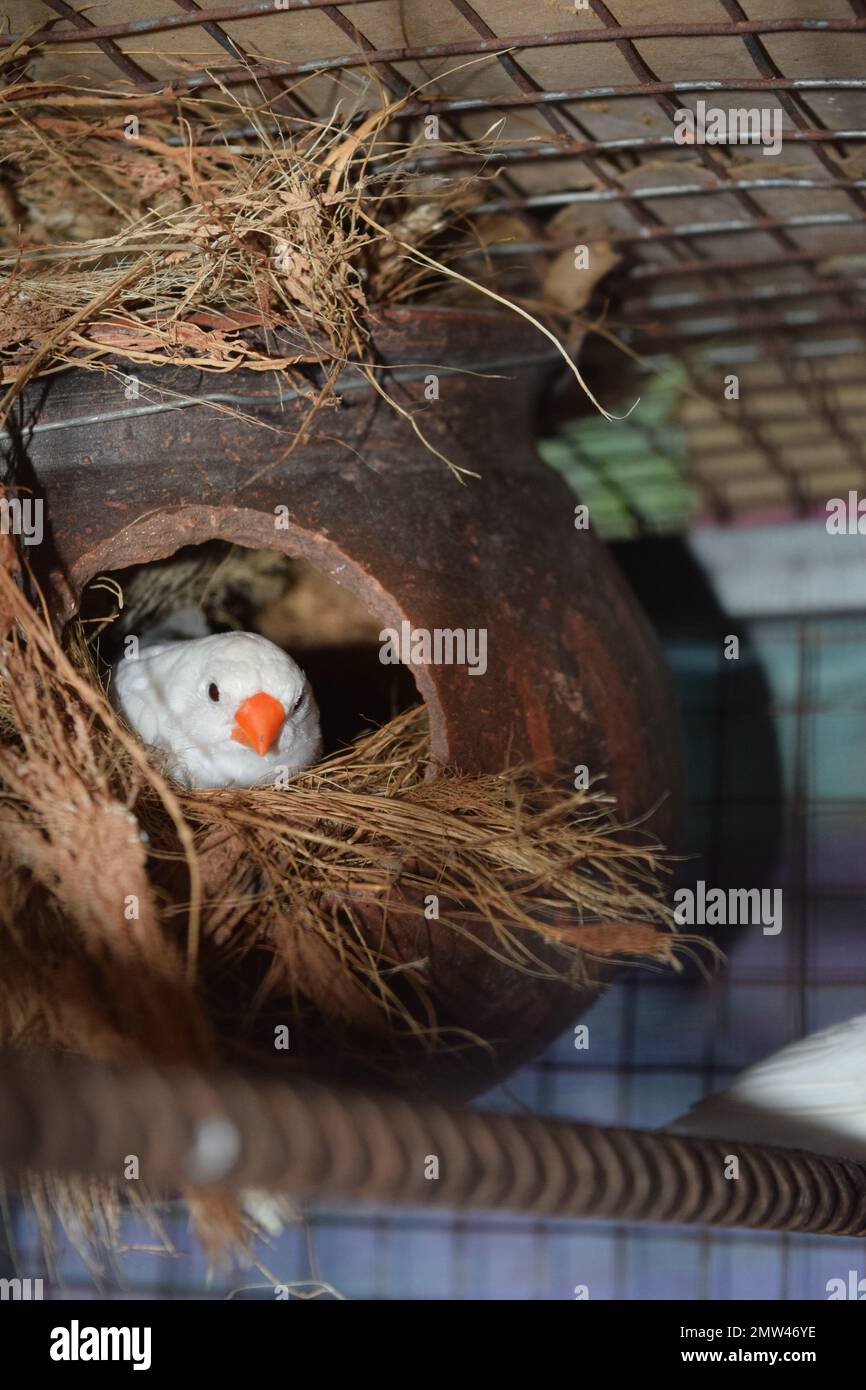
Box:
[538,364,698,540]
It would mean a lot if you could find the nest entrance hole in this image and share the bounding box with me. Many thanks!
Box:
[76,540,418,754]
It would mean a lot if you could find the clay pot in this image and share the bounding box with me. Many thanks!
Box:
[8,305,680,1098]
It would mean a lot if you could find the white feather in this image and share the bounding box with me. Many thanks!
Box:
[667,1015,866,1158]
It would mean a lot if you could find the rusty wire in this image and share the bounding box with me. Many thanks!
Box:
[1,1055,865,1237]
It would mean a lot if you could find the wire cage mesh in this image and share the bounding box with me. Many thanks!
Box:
[1,1,866,1302]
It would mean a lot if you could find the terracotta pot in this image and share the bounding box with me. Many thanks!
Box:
[7,305,680,1098]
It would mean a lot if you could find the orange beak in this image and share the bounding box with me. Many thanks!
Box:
[231,691,285,757]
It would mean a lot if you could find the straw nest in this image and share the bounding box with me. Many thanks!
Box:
[0,538,701,1260]
[0,72,620,453]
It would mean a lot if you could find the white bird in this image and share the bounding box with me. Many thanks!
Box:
[668,1014,866,1159]
[111,612,322,789]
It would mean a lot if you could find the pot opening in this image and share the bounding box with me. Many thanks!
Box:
[76,539,418,756]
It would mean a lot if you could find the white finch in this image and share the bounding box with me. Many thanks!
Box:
[111,619,322,790]
[668,1014,866,1160]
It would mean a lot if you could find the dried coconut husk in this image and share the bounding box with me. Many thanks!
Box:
[0,75,627,449]
[0,552,704,1257]
[0,79,494,394]
[0,79,492,453]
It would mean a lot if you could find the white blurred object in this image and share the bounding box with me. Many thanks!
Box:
[241,1190,300,1239]
[689,520,866,617]
[668,1015,866,1159]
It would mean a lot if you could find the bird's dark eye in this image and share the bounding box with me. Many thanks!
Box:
[292,689,306,714]
[208,682,220,702]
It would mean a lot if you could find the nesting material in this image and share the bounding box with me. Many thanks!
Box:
[0,81,494,399]
[0,560,687,1058]
[0,75,622,449]
[0,554,698,1250]
[0,79,490,434]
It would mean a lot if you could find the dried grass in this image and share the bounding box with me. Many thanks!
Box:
[0,73,627,456]
[0,81,482,414]
[0,552,702,1254]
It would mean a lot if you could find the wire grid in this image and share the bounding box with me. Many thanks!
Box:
[4,601,865,1299]
[2,0,866,1298]
[3,1,866,526]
